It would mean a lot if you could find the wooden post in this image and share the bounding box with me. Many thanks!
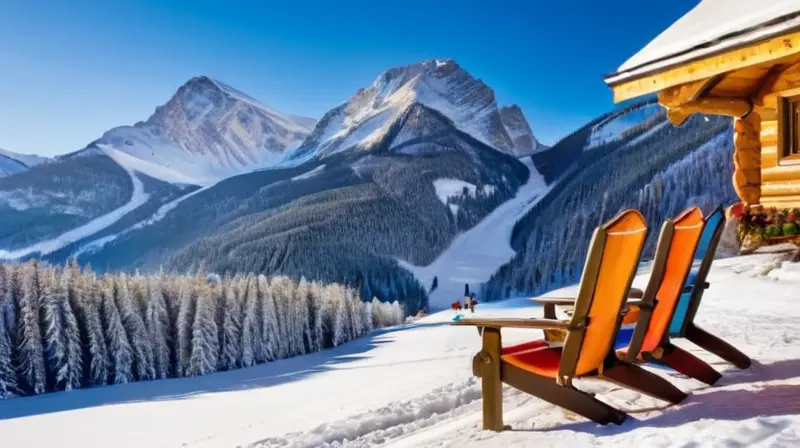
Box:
[733,112,762,205]
[479,327,504,431]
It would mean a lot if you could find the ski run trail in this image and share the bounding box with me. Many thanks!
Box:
[402,157,551,311]
[0,148,151,260]
[1,250,799,447]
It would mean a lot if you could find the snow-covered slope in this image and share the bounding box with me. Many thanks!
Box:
[285,59,540,162]
[0,148,150,260]
[0,148,50,168]
[586,102,663,149]
[0,154,27,177]
[0,149,50,177]
[402,158,550,310]
[96,76,316,185]
[2,251,798,448]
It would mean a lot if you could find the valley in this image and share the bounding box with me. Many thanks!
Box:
[0,59,737,315]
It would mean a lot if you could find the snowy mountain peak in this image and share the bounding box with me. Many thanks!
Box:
[95,76,317,185]
[498,106,546,156]
[285,59,538,163]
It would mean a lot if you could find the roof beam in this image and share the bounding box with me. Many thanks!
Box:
[657,75,723,108]
[754,60,800,105]
[666,97,753,126]
[608,29,800,103]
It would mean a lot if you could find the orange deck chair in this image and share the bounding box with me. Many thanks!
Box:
[616,207,724,385]
[453,210,687,430]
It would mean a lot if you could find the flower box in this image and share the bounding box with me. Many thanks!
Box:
[735,204,800,247]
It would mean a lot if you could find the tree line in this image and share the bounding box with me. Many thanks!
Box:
[0,259,405,399]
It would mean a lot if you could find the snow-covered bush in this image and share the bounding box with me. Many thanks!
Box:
[0,261,405,399]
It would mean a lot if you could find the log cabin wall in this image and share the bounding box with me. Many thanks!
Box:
[756,67,800,209]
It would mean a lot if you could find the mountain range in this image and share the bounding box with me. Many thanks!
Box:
[0,59,736,312]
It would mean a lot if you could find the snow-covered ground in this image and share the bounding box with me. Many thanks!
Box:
[1,250,798,448]
[402,158,550,310]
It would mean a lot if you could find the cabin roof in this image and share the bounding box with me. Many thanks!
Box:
[605,0,800,87]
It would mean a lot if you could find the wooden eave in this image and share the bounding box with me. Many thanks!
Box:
[607,29,800,104]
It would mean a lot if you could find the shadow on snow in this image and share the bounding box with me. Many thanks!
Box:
[0,321,451,421]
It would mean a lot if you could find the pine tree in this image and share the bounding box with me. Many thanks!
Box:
[269,276,294,358]
[308,281,324,353]
[80,270,109,386]
[346,287,363,339]
[176,278,197,377]
[115,275,155,381]
[187,282,219,376]
[295,279,313,354]
[329,285,347,347]
[101,276,134,384]
[241,276,264,367]
[146,276,171,379]
[219,279,242,371]
[259,275,280,360]
[0,265,18,398]
[362,301,374,334]
[43,268,83,391]
[17,261,47,394]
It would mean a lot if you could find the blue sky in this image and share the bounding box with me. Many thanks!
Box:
[0,0,698,156]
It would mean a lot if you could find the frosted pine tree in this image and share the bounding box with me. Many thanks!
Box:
[115,275,155,381]
[0,266,18,398]
[346,287,363,339]
[391,301,405,325]
[17,262,47,394]
[187,282,219,376]
[259,275,280,360]
[219,279,242,371]
[101,277,134,384]
[294,279,313,354]
[130,272,149,324]
[176,278,197,377]
[241,276,264,367]
[160,273,181,376]
[43,269,83,391]
[79,270,109,386]
[371,297,383,328]
[308,281,325,353]
[145,276,171,379]
[362,301,374,334]
[328,285,347,348]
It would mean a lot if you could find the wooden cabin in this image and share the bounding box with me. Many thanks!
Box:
[604,0,800,209]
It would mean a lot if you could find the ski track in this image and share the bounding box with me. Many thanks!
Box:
[401,158,551,310]
[71,179,219,258]
[0,155,150,260]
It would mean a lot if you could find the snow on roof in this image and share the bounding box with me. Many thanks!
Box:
[606,0,800,85]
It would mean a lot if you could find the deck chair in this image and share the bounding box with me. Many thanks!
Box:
[668,206,752,369]
[611,207,728,386]
[453,210,687,430]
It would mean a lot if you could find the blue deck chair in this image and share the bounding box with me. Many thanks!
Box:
[619,206,750,369]
[667,206,751,369]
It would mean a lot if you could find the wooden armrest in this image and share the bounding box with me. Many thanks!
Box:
[530,297,577,306]
[530,297,577,319]
[628,288,644,299]
[452,317,571,330]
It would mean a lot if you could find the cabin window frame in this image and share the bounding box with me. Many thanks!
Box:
[777,93,800,166]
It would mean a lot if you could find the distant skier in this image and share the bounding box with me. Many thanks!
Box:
[465,293,478,313]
